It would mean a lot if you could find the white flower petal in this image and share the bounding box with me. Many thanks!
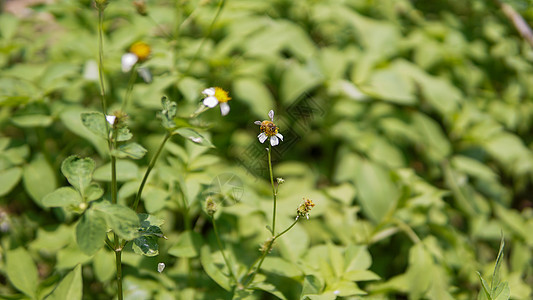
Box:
[268,110,275,121]
[220,102,230,116]
[254,121,262,125]
[137,67,152,83]
[270,135,279,146]
[106,115,116,125]
[202,87,215,96]
[203,96,219,108]
[276,133,283,141]
[121,53,138,72]
[258,133,268,143]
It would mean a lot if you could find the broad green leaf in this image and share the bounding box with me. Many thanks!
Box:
[344,245,372,272]
[233,78,275,118]
[0,167,22,197]
[354,160,398,223]
[61,156,95,196]
[301,275,324,298]
[363,69,416,105]
[116,126,133,142]
[0,13,19,40]
[169,230,203,258]
[59,108,108,157]
[85,183,104,201]
[132,236,159,256]
[6,247,39,299]
[254,280,288,300]
[406,243,433,299]
[177,77,204,103]
[47,264,82,300]
[200,245,232,291]
[173,128,214,148]
[93,160,139,182]
[11,114,53,127]
[81,112,108,139]
[76,209,107,255]
[137,213,165,238]
[93,250,115,282]
[23,154,57,206]
[142,187,168,213]
[94,202,140,240]
[42,187,82,207]
[325,280,366,297]
[279,62,322,104]
[412,112,451,162]
[111,142,147,160]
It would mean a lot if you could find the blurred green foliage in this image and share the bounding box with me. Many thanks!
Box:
[1,0,533,299]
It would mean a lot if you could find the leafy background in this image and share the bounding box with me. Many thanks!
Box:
[1,0,533,299]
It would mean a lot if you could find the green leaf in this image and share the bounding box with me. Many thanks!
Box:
[76,209,107,255]
[169,230,203,258]
[233,78,275,118]
[42,187,82,207]
[6,247,39,299]
[23,155,58,206]
[61,156,95,197]
[85,183,104,202]
[142,187,169,213]
[157,96,177,129]
[47,264,83,300]
[0,167,22,197]
[200,245,232,291]
[477,272,492,300]
[94,202,140,240]
[301,275,324,298]
[132,236,159,256]
[116,126,133,142]
[354,160,399,223]
[81,112,108,139]
[93,160,138,182]
[11,114,53,127]
[138,213,165,238]
[93,250,115,282]
[173,128,214,148]
[111,142,147,160]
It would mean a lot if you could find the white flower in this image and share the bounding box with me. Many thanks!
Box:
[254,110,284,147]
[106,115,117,125]
[121,53,138,72]
[202,87,231,116]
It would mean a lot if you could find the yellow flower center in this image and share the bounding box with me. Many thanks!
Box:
[214,87,231,103]
[130,42,151,61]
[260,121,278,137]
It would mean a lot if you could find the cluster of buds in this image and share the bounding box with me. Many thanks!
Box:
[296,198,315,220]
[205,196,218,216]
[259,236,275,254]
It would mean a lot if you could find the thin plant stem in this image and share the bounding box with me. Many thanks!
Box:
[211,216,239,285]
[132,132,172,212]
[183,0,226,76]
[97,7,108,116]
[267,144,277,234]
[121,66,138,112]
[114,235,123,300]
[244,219,299,287]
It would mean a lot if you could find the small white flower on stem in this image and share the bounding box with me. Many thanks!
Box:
[254,110,284,147]
[201,87,231,116]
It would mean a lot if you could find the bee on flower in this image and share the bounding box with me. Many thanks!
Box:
[121,41,151,72]
[201,87,232,116]
[254,110,284,147]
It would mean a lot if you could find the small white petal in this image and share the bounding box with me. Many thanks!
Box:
[121,53,138,72]
[220,102,230,116]
[203,96,219,108]
[270,135,279,146]
[157,263,165,273]
[268,110,275,121]
[254,121,262,125]
[202,87,215,96]
[258,133,268,143]
[137,67,152,83]
[276,133,283,141]
[106,115,116,125]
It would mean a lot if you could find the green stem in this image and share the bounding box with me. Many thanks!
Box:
[244,219,299,287]
[211,216,239,285]
[97,6,108,115]
[121,65,138,112]
[267,144,277,234]
[114,233,123,300]
[132,132,172,212]
[183,0,226,76]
